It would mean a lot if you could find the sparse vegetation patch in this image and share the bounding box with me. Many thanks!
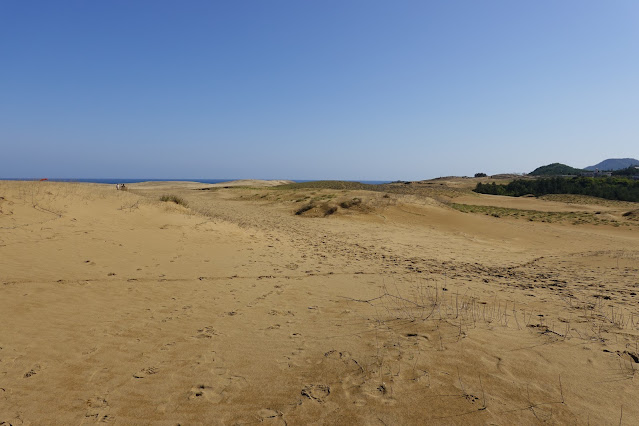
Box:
[295,203,315,215]
[623,210,639,221]
[450,203,634,226]
[160,194,189,207]
[339,198,362,209]
[324,205,338,216]
[295,201,339,217]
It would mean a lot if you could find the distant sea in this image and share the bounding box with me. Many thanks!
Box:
[2,178,391,185]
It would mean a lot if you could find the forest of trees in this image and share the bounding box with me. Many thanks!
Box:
[474,176,639,202]
[612,166,639,176]
[528,163,584,176]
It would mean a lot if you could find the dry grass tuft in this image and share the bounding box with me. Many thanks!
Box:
[340,198,362,209]
[159,194,189,207]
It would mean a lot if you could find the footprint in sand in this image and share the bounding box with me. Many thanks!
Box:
[23,364,43,378]
[324,350,365,373]
[85,396,111,423]
[188,375,247,403]
[301,384,331,403]
[188,384,223,403]
[194,326,219,339]
[258,408,281,419]
[133,366,159,379]
[160,342,176,351]
[211,366,229,376]
[268,309,295,317]
[257,408,286,425]
[359,380,397,405]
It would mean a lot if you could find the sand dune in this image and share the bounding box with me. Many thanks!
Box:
[128,179,294,190]
[1,180,638,424]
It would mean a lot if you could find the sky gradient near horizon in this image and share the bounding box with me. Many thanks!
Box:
[1,1,638,180]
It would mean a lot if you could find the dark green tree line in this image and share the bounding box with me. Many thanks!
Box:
[474,177,639,202]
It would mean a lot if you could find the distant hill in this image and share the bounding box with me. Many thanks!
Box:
[529,163,585,176]
[585,158,639,171]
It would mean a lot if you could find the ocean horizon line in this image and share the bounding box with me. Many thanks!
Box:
[0,178,393,185]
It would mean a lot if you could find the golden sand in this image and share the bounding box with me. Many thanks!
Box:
[1,180,638,424]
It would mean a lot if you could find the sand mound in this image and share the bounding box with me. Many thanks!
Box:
[129,179,294,190]
[294,196,375,218]
[210,179,294,187]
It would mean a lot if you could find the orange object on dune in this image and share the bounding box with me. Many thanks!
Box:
[39,178,48,181]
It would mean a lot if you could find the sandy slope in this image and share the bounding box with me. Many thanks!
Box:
[1,180,639,425]
[127,179,294,190]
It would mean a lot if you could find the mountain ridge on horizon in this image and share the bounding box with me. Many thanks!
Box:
[584,158,639,171]
[527,158,639,176]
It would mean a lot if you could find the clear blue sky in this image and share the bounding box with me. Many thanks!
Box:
[1,1,638,180]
